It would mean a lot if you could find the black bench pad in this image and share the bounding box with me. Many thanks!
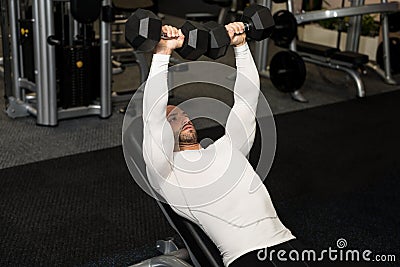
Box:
[297,41,339,57]
[331,51,369,66]
[297,41,369,66]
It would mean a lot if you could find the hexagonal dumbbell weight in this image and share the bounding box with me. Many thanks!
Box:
[242,4,275,41]
[203,4,275,60]
[125,9,209,60]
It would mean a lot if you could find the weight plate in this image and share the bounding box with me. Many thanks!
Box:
[270,51,306,92]
[271,10,297,48]
[376,37,400,75]
[388,12,400,33]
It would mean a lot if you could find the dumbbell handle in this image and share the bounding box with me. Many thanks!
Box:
[243,22,251,32]
[160,32,179,40]
[226,22,251,34]
[229,22,251,36]
[160,22,251,40]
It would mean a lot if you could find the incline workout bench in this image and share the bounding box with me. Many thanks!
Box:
[254,0,400,99]
[122,107,226,267]
[296,41,369,97]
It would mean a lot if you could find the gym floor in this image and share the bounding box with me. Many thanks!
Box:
[1,8,400,267]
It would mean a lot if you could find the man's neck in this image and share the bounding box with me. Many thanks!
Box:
[178,143,201,151]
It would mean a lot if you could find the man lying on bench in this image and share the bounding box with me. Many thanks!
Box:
[142,23,306,267]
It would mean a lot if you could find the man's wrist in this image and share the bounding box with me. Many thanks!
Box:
[154,46,173,55]
[234,41,247,48]
[234,42,246,47]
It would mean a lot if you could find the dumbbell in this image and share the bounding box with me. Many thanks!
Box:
[202,4,275,60]
[125,9,209,60]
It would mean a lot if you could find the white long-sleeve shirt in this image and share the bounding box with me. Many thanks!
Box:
[142,44,295,267]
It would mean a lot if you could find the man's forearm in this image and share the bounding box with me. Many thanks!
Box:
[233,43,260,109]
[224,43,260,155]
[143,24,183,123]
[142,52,174,178]
[142,25,183,179]
[143,53,170,123]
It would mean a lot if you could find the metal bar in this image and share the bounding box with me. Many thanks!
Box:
[112,47,134,54]
[380,0,395,84]
[8,0,21,99]
[6,96,37,118]
[366,62,396,85]
[258,70,269,78]
[301,56,365,97]
[58,105,101,119]
[183,221,220,267]
[295,2,399,24]
[15,0,25,83]
[129,255,193,267]
[287,0,297,52]
[45,0,57,123]
[73,20,79,42]
[111,91,135,103]
[18,77,36,92]
[254,0,271,72]
[66,2,74,46]
[100,0,112,118]
[345,0,364,52]
[112,30,123,35]
[32,0,58,126]
[114,19,127,24]
[25,94,36,101]
[346,14,362,51]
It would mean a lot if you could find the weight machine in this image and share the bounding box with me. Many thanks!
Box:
[0,0,152,126]
[254,0,400,99]
[1,0,113,126]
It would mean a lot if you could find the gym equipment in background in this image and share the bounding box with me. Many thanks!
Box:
[52,0,102,109]
[2,0,114,126]
[109,0,151,104]
[269,51,306,93]
[254,0,400,102]
[293,0,399,87]
[377,10,400,75]
[376,37,400,75]
[185,0,231,25]
[388,11,400,32]
[1,0,153,125]
[270,10,297,47]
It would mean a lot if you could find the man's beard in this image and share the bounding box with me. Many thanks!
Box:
[179,129,198,145]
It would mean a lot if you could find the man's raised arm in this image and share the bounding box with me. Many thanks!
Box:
[142,26,184,178]
[225,23,261,156]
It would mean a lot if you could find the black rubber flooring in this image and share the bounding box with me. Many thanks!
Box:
[0,90,399,266]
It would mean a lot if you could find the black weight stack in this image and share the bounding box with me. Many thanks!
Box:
[58,45,100,109]
[20,18,35,83]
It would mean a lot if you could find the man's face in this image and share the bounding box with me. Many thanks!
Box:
[166,105,197,145]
